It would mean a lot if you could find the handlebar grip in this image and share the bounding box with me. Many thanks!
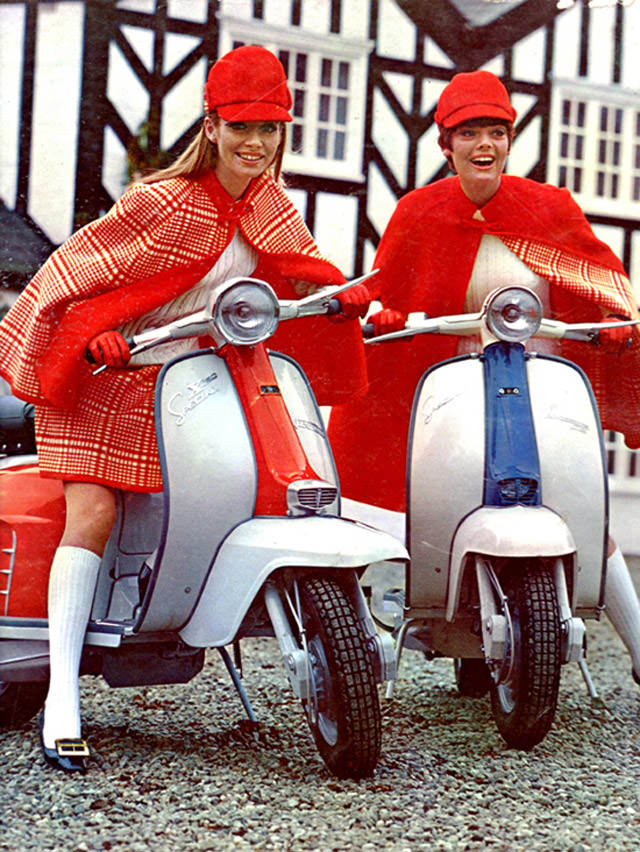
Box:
[362,323,375,339]
[327,298,342,316]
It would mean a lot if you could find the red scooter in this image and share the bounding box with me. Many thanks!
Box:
[0,275,407,779]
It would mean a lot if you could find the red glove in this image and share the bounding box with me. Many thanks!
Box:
[331,284,371,321]
[87,331,131,367]
[598,315,634,355]
[369,308,407,336]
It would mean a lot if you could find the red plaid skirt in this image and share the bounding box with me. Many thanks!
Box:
[35,365,163,492]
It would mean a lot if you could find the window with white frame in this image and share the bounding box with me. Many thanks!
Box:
[549,80,640,217]
[218,20,371,181]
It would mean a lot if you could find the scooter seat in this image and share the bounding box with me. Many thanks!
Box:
[0,393,36,455]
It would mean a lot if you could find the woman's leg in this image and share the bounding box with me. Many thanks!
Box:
[42,482,116,751]
[605,536,640,683]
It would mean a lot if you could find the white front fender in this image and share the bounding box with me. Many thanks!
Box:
[447,505,576,622]
[180,515,408,647]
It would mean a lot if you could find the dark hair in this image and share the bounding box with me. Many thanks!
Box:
[137,112,287,185]
[438,117,515,171]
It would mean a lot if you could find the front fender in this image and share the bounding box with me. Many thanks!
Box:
[180,515,408,647]
[447,505,576,621]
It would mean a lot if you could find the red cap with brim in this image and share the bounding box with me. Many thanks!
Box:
[205,45,293,122]
[435,70,517,129]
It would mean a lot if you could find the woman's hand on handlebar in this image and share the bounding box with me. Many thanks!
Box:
[598,315,634,355]
[329,283,371,322]
[87,330,131,368]
[368,308,407,336]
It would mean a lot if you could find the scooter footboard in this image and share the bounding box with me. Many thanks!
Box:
[179,515,408,648]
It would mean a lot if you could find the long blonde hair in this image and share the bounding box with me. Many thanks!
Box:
[137,112,287,185]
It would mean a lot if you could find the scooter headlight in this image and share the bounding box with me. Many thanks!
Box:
[212,278,280,345]
[485,287,543,343]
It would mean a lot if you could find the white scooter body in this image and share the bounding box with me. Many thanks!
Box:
[408,350,607,629]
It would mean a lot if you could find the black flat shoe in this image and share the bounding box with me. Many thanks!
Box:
[633,667,640,687]
[37,712,89,772]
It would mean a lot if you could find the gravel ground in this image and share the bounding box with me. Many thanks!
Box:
[1,562,639,852]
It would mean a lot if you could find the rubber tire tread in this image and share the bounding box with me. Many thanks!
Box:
[300,575,381,779]
[0,681,47,729]
[490,562,561,751]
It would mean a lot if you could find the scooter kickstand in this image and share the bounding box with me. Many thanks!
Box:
[578,657,598,699]
[218,646,258,722]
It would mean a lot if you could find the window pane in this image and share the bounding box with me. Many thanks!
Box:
[598,139,607,164]
[295,53,307,83]
[558,165,567,187]
[292,123,304,152]
[635,144,640,170]
[560,132,569,158]
[636,112,640,136]
[321,58,332,88]
[577,102,585,127]
[600,106,608,132]
[317,128,328,158]
[574,135,583,160]
[596,172,605,196]
[338,62,349,90]
[634,176,640,202]
[613,140,620,166]
[334,131,345,160]
[278,50,290,76]
[615,108,623,134]
[336,97,347,125]
[562,99,571,126]
[574,167,582,193]
[319,94,330,123]
[294,89,305,118]
[611,173,619,198]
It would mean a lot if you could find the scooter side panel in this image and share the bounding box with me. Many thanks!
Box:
[0,466,65,619]
[408,357,485,610]
[527,355,607,610]
[136,351,257,632]
[269,352,339,497]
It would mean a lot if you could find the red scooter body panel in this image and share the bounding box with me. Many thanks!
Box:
[223,345,319,515]
[0,464,65,617]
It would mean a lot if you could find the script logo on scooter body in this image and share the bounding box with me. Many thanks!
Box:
[168,371,219,426]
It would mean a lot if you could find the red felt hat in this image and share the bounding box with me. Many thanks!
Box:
[435,70,517,129]
[205,45,293,122]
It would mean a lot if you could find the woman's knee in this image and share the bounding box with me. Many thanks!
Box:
[61,482,117,555]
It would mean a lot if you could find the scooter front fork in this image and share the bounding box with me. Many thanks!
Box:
[263,581,313,701]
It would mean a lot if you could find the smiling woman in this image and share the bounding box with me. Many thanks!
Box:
[0,43,372,771]
[328,68,640,693]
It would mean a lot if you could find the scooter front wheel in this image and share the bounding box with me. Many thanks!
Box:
[298,575,381,780]
[489,560,561,750]
[0,680,48,729]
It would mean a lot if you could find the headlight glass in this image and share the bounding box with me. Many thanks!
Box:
[485,287,542,342]
[213,280,279,345]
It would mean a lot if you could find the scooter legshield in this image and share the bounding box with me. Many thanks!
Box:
[407,352,606,613]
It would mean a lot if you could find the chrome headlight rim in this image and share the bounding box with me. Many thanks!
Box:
[485,286,543,343]
[212,278,280,346]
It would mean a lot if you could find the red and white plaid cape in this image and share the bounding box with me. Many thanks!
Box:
[0,171,366,491]
[329,175,640,511]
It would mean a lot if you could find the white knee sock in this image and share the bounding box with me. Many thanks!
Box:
[43,546,100,749]
[605,547,640,675]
